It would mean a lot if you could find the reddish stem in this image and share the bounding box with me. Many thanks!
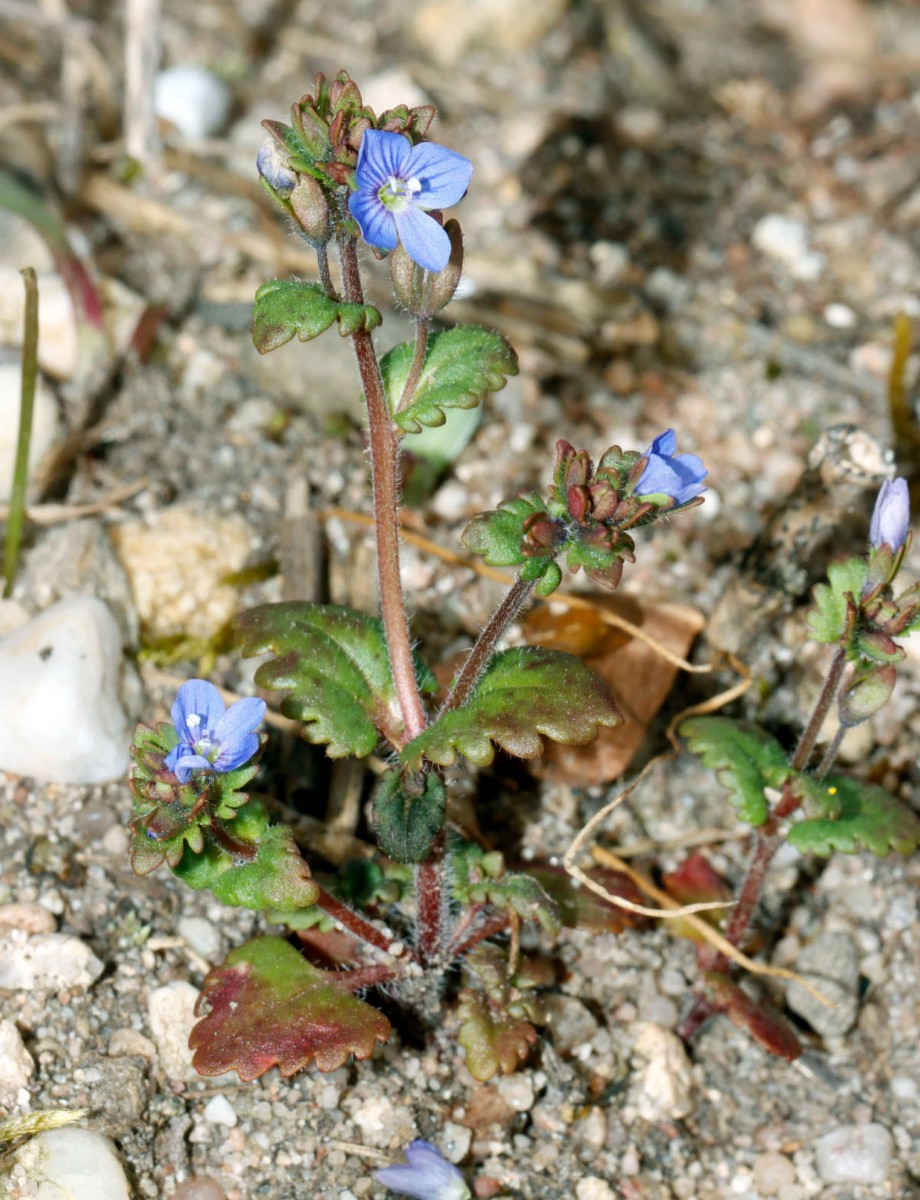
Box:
[442,576,535,716]
[449,911,512,961]
[327,963,399,992]
[415,835,445,968]
[316,888,405,960]
[339,233,426,743]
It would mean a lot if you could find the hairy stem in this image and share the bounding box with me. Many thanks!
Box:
[316,887,405,959]
[396,317,429,415]
[339,233,426,742]
[415,836,445,968]
[317,244,339,301]
[326,963,400,992]
[791,647,847,773]
[449,911,512,961]
[3,268,39,598]
[441,576,536,716]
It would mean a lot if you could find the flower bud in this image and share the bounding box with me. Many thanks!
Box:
[290,176,331,247]
[869,477,909,551]
[389,219,464,317]
[256,137,296,196]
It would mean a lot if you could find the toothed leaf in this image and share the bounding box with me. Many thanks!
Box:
[402,647,621,769]
[807,557,868,644]
[380,327,518,434]
[189,936,390,1080]
[787,775,920,856]
[681,717,792,827]
[251,280,381,353]
[456,993,537,1081]
[235,603,436,756]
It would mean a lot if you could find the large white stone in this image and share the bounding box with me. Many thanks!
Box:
[154,66,232,140]
[0,1017,34,1096]
[0,931,104,991]
[9,1127,131,1200]
[0,596,130,783]
[0,363,62,503]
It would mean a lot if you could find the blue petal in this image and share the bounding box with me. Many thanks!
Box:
[395,204,451,271]
[213,697,266,749]
[213,731,260,773]
[870,477,910,550]
[648,428,677,457]
[349,190,399,251]
[405,143,473,210]
[168,751,211,784]
[170,680,225,744]
[355,129,411,190]
[376,1142,469,1200]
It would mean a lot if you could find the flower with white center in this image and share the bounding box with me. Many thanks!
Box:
[348,130,472,272]
[164,679,266,783]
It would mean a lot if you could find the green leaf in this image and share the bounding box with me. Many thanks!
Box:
[371,769,446,864]
[380,327,518,434]
[451,847,561,935]
[235,603,436,756]
[173,821,320,911]
[680,717,792,827]
[461,493,548,568]
[189,936,391,1079]
[251,280,381,354]
[807,557,868,644]
[401,647,621,769]
[456,992,538,1081]
[787,775,920,856]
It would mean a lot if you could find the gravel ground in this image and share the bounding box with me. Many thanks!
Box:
[1,1,919,1197]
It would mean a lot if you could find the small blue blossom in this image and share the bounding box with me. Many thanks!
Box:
[256,137,297,196]
[635,428,707,506]
[164,680,266,783]
[348,130,473,272]
[375,1140,470,1200]
[869,477,910,552]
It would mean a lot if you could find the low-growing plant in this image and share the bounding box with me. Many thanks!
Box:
[127,71,919,1092]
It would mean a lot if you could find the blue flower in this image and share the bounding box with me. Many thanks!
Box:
[375,1140,470,1200]
[164,680,266,783]
[635,429,707,506]
[348,130,473,272]
[869,477,909,551]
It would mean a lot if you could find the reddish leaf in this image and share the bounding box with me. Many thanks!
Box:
[524,863,645,933]
[189,936,390,1080]
[704,971,802,1061]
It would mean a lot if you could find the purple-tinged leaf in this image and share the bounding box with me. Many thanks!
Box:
[190,936,391,1080]
[703,971,802,1061]
[456,992,538,1082]
[523,864,645,933]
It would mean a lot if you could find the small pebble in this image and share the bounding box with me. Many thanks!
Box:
[814,1123,893,1184]
[147,980,200,1080]
[575,1177,616,1200]
[543,994,598,1055]
[153,66,232,140]
[0,1018,34,1096]
[173,1179,227,1200]
[495,1073,535,1112]
[441,1121,472,1164]
[823,302,857,328]
[108,1028,157,1060]
[10,1127,131,1200]
[203,1095,238,1128]
[178,916,223,962]
[753,1152,797,1196]
[631,1023,695,1121]
[0,901,57,933]
[0,597,130,783]
[0,931,104,991]
[751,213,824,280]
[786,931,859,1037]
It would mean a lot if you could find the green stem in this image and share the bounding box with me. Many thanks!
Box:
[396,317,429,415]
[442,576,536,716]
[3,268,39,599]
[791,647,847,773]
[338,233,426,742]
[316,244,339,301]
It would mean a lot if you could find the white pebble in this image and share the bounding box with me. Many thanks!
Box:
[10,1127,131,1200]
[576,1178,616,1200]
[0,597,130,784]
[496,1073,535,1111]
[153,66,232,140]
[178,916,223,963]
[147,980,200,1080]
[752,214,825,280]
[631,1022,695,1121]
[441,1121,472,1164]
[753,1152,797,1195]
[815,1123,893,1185]
[823,302,857,329]
[203,1094,237,1127]
[0,1018,34,1095]
[0,363,62,503]
[0,930,104,991]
